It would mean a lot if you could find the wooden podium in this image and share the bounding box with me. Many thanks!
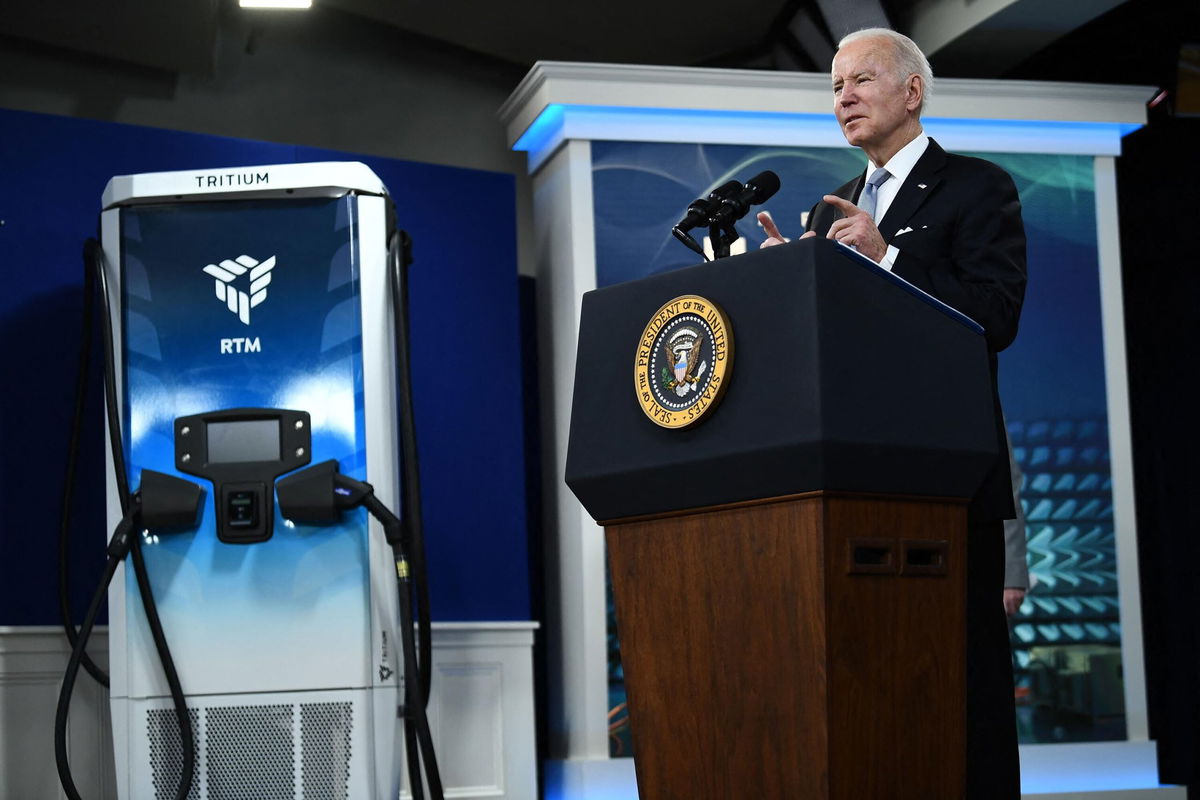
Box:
[565,239,997,799]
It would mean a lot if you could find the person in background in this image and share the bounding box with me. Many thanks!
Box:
[1005,427,1030,617]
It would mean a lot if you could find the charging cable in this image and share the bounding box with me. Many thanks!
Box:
[54,239,203,800]
[54,471,203,800]
[277,461,445,799]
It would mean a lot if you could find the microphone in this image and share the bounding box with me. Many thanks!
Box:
[709,170,781,226]
[673,180,742,232]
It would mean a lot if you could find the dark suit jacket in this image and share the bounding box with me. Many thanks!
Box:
[807,138,1027,522]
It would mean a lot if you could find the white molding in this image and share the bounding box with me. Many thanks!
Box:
[1018,742,1186,798]
[0,624,537,800]
[499,62,1150,140]
[1093,157,1149,742]
[0,628,115,800]
[544,742,1186,799]
[499,62,1151,165]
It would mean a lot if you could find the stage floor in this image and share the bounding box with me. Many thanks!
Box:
[545,741,1187,799]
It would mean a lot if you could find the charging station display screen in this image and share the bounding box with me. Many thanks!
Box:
[206,419,281,464]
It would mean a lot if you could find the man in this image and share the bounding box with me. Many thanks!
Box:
[761,28,1027,798]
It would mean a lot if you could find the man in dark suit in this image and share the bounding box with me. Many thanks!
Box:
[762,27,1027,799]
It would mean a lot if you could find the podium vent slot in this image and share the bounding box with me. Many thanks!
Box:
[901,539,950,576]
[854,546,890,564]
[847,538,896,574]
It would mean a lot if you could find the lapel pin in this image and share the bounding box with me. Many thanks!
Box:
[917,183,927,189]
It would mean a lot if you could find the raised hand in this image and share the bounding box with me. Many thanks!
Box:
[822,195,887,261]
[757,210,816,249]
[1003,588,1026,617]
[757,210,787,248]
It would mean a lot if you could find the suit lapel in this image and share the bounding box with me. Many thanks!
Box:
[813,174,863,235]
[877,138,947,244]
[844,173,865,205]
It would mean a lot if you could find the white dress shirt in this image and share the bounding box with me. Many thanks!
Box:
[865,132,929,271]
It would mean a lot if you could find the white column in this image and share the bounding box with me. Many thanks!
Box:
[531,139,612,764]
[1093,155,1148,741]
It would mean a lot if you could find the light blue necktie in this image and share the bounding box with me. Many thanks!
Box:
[856,167,892,222]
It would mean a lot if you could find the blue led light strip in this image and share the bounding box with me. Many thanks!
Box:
[512,103,1142,169]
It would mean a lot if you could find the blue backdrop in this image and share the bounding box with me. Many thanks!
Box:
[0,107,531,625]
[590,140,1107,420]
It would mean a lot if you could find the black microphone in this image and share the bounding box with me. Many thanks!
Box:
[674,180,742,232]
[709,170,781,226]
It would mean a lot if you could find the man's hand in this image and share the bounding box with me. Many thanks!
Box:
[757,210,816,249]
[1003,588,1026,617]
[822,195,887,262]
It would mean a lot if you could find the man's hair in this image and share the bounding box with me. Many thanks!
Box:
[837,28,934,114]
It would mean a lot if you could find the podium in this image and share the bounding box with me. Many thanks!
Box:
[565,239,997,799]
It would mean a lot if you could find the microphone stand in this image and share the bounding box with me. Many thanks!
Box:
[708,219,740,260]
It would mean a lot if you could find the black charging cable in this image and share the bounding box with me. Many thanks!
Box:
[387,228,441,799]
[389,229,434,710]
[55,470,203,800]
[55,500,136,800]
[362,491,443,800]
[53,239,199,800]
[57,240,110,688]
[277,462,445,799]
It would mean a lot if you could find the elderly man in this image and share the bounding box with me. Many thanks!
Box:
[762,28,1027,799]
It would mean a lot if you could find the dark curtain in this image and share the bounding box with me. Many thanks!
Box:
[1118,114,1200,796]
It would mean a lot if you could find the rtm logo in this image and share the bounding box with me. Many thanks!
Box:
[203,254,276,325]
[220,337,261,354]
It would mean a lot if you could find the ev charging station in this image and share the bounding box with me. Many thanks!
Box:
[97,162,407,798]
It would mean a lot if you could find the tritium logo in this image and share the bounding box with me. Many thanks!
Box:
[203,254,276,325]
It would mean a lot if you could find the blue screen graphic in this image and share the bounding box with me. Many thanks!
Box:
[122,197,368,482]
[118,196,375,694]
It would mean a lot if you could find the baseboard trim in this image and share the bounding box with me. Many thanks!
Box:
[0,623,537,800]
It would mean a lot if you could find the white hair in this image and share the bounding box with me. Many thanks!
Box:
[837,28,934,114]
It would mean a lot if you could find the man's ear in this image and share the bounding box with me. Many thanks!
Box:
[906,74,924,113]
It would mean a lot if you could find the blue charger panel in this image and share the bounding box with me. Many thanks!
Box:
[122,197,366,482]
[119,196,375,693]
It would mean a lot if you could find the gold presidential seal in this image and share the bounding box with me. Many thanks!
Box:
[634,294,733,429]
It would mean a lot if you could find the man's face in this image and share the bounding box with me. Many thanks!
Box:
[831,37,915,157]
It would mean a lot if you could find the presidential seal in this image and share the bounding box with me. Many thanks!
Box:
[634,294,733,429]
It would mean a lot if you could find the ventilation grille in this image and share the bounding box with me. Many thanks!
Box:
[206,704,294,799]
[301,702,354,799]
[145,700,355,799]
[147,708,201,800]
